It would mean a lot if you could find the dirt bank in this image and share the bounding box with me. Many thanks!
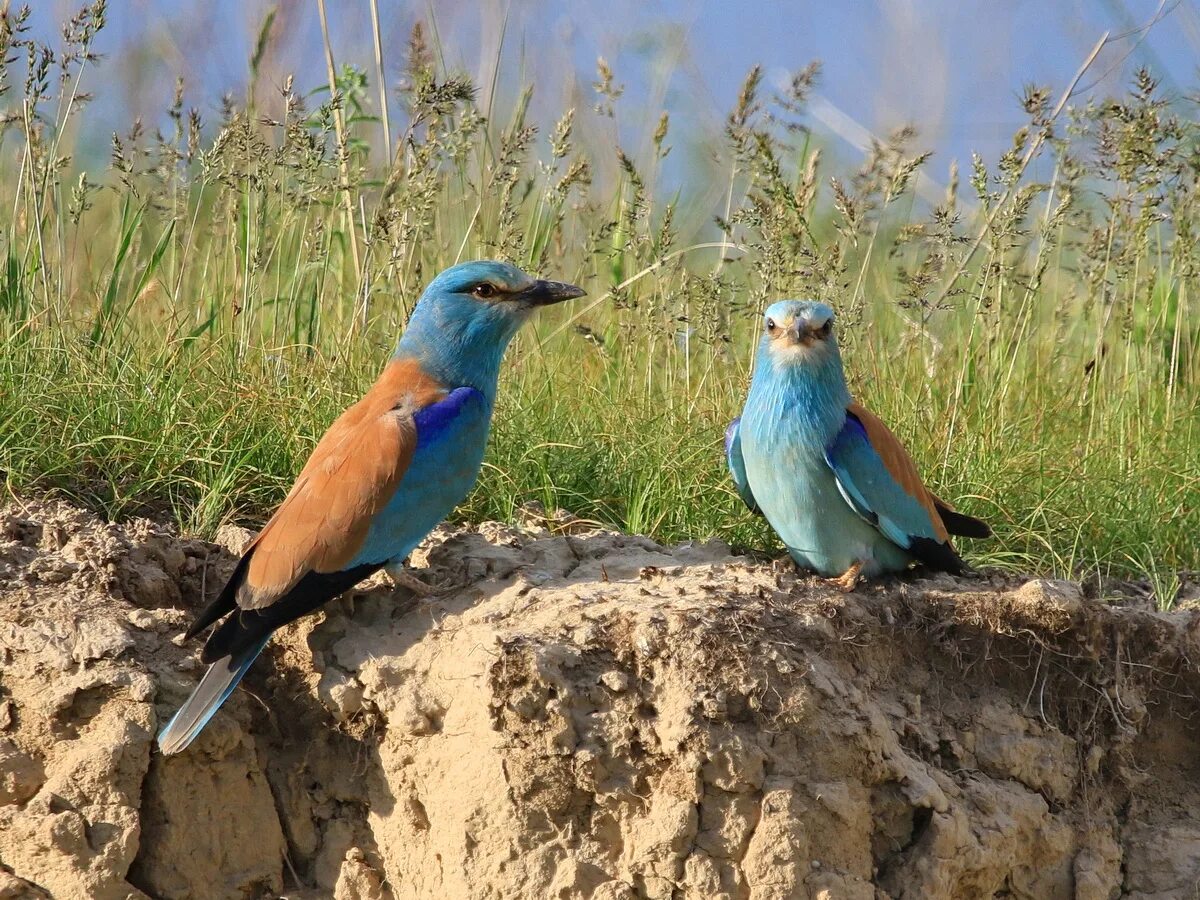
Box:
[1,498,1199,899]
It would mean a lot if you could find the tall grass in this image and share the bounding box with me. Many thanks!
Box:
[0,6,1196,603]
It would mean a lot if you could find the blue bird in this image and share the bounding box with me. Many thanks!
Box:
[158,261,584,753]
[726,300,990,591]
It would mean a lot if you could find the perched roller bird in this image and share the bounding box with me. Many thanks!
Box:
[158,261,584,753]
[726,300,990,591]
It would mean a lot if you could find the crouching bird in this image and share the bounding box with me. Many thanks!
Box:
[726,300,990,592]
[158,261,584,754]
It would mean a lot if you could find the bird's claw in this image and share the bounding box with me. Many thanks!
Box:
[828,561,864,593]
[386,567,457,598]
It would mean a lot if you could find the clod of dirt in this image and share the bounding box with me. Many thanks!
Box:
[2,498,1200,899]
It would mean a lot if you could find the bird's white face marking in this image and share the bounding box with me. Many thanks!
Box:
[762,300,837,365]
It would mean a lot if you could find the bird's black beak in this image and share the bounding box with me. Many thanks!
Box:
[515,279,586,307]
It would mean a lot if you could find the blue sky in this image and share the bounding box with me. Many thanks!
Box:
[26,0,1200,185]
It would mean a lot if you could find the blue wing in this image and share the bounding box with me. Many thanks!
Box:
[725,418,761,515]
[823,410,962,570]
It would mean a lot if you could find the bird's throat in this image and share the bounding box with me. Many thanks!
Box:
[745,351,851,451]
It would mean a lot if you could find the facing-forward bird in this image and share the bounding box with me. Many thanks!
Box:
[158,261,584,754]
[726,300,990,591]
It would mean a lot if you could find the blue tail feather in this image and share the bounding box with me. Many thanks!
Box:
[157,637,268,755]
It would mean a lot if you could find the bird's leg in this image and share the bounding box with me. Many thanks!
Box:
[384,560,442,597]
[829,560,864,593]
[384,559,472,599]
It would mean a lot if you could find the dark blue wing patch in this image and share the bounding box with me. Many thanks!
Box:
[413,386,485,448]
[841,410,870,442]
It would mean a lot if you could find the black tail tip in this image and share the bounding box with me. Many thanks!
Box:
[909,535,969,575]
[937,507,993,539]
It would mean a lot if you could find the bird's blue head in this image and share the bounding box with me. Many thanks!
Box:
[753,300,849,393]
[395,260,585,393]
[758,300,840,368]
[750,299,849,419]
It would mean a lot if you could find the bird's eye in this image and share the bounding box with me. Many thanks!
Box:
[766,318,777,333]
[819,320,833,337]
[472,283,497,298]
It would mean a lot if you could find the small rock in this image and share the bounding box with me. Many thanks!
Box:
[0,869,51,899]
[122,672,157,703]
[633,623,661,659]
[127,609,161,631]
[600,670,630,693]
[334,847,387,900]
[318,668,365,722]
[71,618,134,663]
[120,564,181,607]
[0,738,44,805]
[214,524,255,556]
[700,691,728,720]
[39,523,69,552]
[26,556,77,584]
[1011,578,1084,617]
[1,515,40,545]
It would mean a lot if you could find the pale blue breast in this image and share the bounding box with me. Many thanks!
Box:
[352,390,493,567]
[740,377,912,576]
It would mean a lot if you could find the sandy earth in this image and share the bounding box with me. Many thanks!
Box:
[1,498,1200,900]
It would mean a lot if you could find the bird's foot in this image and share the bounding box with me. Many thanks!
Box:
[828,560,864,593]
[385,564,454,598]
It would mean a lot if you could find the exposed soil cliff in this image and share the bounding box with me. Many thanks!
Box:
[1,498,1199,899]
